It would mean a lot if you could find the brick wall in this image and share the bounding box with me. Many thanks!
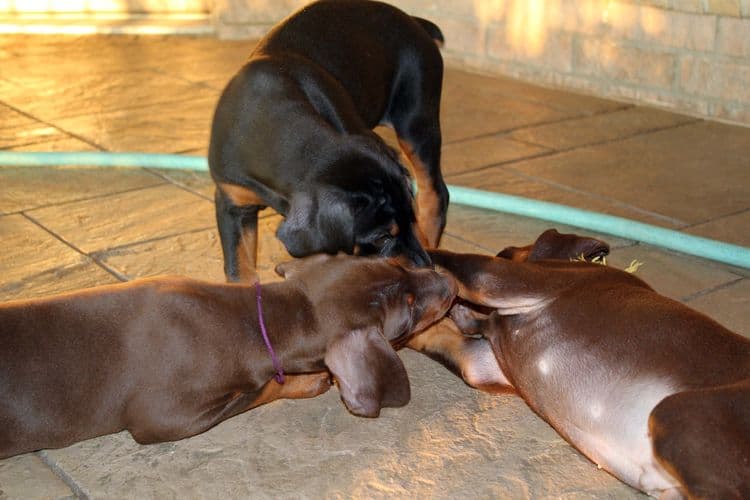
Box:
[212,0,750,126]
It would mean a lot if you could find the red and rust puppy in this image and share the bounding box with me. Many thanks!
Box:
[411,230,750,498]
[209,0,448,281]
[0,254,456,459]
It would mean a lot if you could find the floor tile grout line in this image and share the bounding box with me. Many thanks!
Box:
[679,207,750,230]
[443,103,634,145]
[441,231,497,254]
[89,225,215,258]
[446,164,688,228]
[149,65,226,92]
[0,180,169,215]
[543,119,703,155]
[35,450,91,500]
[447,74,636,114]
[0,102,106,151]
[143,167,215,202]
[681,276,745,303]
[0,78,217,133]
[21,212,128,283]
[140,168,279,221]
[446,116,702,159]
[500,165,688,227]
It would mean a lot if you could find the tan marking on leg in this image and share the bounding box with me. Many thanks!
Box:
[236,225,258,283]
[217,182,265,206]
[246,372,332,410]
[218,182,264,280]
[413,222,430,248]
[398,139,441,247]
[407,319,513,393]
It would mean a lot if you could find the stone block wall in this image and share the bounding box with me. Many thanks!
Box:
[212,0,750,126]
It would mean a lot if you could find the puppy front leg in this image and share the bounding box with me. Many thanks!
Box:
[215,184,265,282]
[246,372,332,410]
[406,319,513,394]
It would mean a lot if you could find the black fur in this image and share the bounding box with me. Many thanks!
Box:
[209,0,447,279]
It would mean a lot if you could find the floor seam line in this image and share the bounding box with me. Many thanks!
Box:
[0,102,106,151]
[681,276,745,303]
[21,212,128,283]
[446,167,687,228]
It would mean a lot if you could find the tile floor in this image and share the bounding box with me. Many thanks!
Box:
[0,34,748,498]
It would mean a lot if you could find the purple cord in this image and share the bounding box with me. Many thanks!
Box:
[255,281,285,384]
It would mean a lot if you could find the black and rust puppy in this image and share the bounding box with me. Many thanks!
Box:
[209,0,448,281]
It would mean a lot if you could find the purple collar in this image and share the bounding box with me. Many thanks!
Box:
[255,282,285,384]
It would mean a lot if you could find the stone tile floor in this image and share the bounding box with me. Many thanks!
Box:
[0,34,748,499]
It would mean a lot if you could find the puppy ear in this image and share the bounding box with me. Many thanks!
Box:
[496,245,532,262]
[277,190,355,257]
[325,327,410,417]
[528,229,609,261]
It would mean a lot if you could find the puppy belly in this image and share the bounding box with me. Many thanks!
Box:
[544,378,683,496]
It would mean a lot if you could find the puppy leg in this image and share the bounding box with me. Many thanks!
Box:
[246,372,333,410]
[407,318,513,394]
[649,381,750,498]
[215,183,266,282]
[389,53,448,248]
[397,134,448,249]
[128,373,334,444]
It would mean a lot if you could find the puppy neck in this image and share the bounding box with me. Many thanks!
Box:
[242,281,323,381]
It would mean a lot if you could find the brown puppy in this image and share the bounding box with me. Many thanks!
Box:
[0,254,456,459]
[412,230,750,498]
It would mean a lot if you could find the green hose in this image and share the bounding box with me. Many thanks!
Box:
[2,151,748,269]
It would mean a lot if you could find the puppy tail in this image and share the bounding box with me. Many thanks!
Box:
[413,16,445,47]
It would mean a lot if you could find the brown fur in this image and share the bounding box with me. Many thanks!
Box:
[0,254,455,459]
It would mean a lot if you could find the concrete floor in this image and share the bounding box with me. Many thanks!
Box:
[0,34,749,499]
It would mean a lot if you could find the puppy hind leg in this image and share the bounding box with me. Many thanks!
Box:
[215,183,265,283]
[397,134,448,248]
[649,382,750,498]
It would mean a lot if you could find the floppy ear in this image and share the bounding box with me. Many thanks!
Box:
[528,229,609,261]
[277,190,355,257]
[324,326,410,417]
[496,245,532,262]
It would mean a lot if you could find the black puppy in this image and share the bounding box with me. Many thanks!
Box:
[209,0,448,282]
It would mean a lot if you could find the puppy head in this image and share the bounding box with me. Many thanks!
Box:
[276,254,456,416]
[497,229,610,262]
[346,167,430,268]
[276,154,430,267]
[276,188,356,258]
